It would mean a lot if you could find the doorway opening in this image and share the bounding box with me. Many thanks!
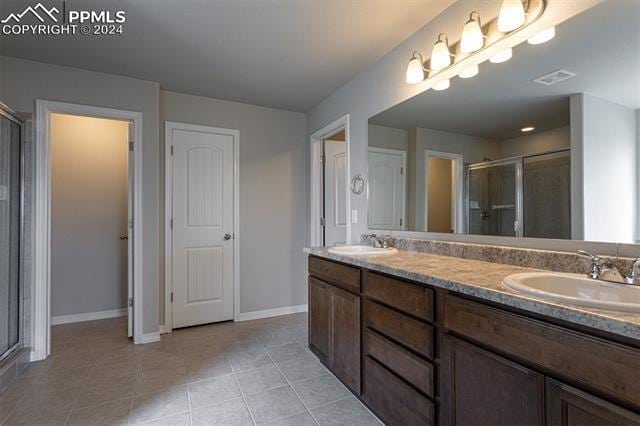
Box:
[34,101,143,360]
[309,115,351,247]
[424,150,464,234]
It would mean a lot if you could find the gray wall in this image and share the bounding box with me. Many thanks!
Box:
[306,0,600,246]
[0,56,160,334]
[160,91,308,319]
[368,124,408,151]
[500,126,570,158]
[50,114,129,317]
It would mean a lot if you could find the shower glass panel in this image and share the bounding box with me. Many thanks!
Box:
[523,150,571,239]
[468,160,522,237]
[0,109,22,360]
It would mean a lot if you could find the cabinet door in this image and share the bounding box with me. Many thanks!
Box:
[441,335,544,426]
[331,285,361,394]
[308,277,332,364]
[546,380,640,426]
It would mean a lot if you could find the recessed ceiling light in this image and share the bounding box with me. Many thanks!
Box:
[521,127,535,132]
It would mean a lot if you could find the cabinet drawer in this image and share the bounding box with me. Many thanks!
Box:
[364,329,434,397]
[443,294,640,408]
[365,300,434,359]
[363,271,434,322]
[308,256,360,293]
[364,356,435,426]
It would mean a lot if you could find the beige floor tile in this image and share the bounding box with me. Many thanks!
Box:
[67,397,132,426]
[135,367,187,395]
[188,374,241,409]
[191,397,253,426]
[130,385,189,424]
[291,374,349,409]
[235,364,287,396]
[140,411,191,425]
[244,385,306,423]
[76,375,137,408]
[185,354,232,383]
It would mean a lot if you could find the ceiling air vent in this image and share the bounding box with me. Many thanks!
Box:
[532,69,576,86]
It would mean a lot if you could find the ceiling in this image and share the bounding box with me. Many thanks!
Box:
[0,0,455,112]
[370,0,640,140]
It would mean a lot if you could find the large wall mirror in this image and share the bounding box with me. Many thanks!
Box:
[367,0,639,244]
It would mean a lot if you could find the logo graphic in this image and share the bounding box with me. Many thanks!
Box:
[1,3,59,24]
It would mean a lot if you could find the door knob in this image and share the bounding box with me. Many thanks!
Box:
[119,234,129,240]
[224,234,232,240]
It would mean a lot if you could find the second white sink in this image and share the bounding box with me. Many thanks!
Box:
[503,272,640,312]
[328,245,398,256]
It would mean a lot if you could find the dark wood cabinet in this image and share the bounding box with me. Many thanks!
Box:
[307,255,640,426]
[308,257,361,394]
[308,277,332,364]
[546,380,640,426]
[331,285,361,393]
[441,335,545,426]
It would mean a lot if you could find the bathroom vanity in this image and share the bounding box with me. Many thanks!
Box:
[305,249,640,426]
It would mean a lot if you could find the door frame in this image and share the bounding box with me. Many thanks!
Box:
[164,121,240,332]
[367,147,407,230]
[34,100,143,360]
[424,150,464,234]
[309,114,351,246]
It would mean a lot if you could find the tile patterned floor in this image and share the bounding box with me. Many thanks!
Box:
[0,314,382,425]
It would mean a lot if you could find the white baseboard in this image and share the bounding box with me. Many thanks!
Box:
[158,325,169,334]
[51,308,127,325]
[141,331,161,344]
[236,304,308,322]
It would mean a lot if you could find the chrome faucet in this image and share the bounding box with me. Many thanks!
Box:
[364,234,392,249]
[577,251,639,285]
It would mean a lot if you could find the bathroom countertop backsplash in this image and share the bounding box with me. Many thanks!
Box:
[304,241,640,342]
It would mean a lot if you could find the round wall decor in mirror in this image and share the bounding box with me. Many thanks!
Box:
[350,174,365,195]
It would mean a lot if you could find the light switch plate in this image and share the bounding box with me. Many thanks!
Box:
[351,209,358,224]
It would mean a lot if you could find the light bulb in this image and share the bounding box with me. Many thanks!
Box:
[490,48,513,63]
[406,53,425,84]
[430,34,452,71]
[528,27,555,45]
[521,127,535,132]
[459,64,479,79]
[498,0,526,33]
[433,79,450,91]
[461,12,484,53]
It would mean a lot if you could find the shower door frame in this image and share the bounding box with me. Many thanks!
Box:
[0,102,25,364]
[466,157,524,238]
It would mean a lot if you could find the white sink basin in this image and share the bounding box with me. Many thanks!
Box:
[328,245,398,256]
[503,272,640,312]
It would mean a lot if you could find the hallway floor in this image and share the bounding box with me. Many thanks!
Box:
[0,314,380,425]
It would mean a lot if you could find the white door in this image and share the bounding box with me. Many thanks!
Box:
[324,140,347,245]
[127,123,134,337]
[170,124,235,328]
[368,148,406,230]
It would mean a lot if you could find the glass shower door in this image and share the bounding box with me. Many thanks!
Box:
[0,109,22,360]
[467,159,523,237]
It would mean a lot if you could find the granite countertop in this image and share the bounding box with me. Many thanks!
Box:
[304,247,640,342]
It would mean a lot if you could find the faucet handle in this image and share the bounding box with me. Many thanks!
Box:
[577,250,600,261]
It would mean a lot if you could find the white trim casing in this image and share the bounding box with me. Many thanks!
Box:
[309,114,351,246]
[51,308,127,325]
[34,100,144,360]
[141,332,161,344]
[236,304,308,322]
[164,121,241,331]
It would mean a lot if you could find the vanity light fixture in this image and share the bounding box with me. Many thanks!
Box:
[498,0,527,33]
[490,48,513,63]
[431,34,454,71]
[461,12,485,53]
[406,51,427,84]
[458,64,479,79]
[528,26,555,45]
[404,0,547,88]
[433,79,450,91]
[521,126,535,132]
